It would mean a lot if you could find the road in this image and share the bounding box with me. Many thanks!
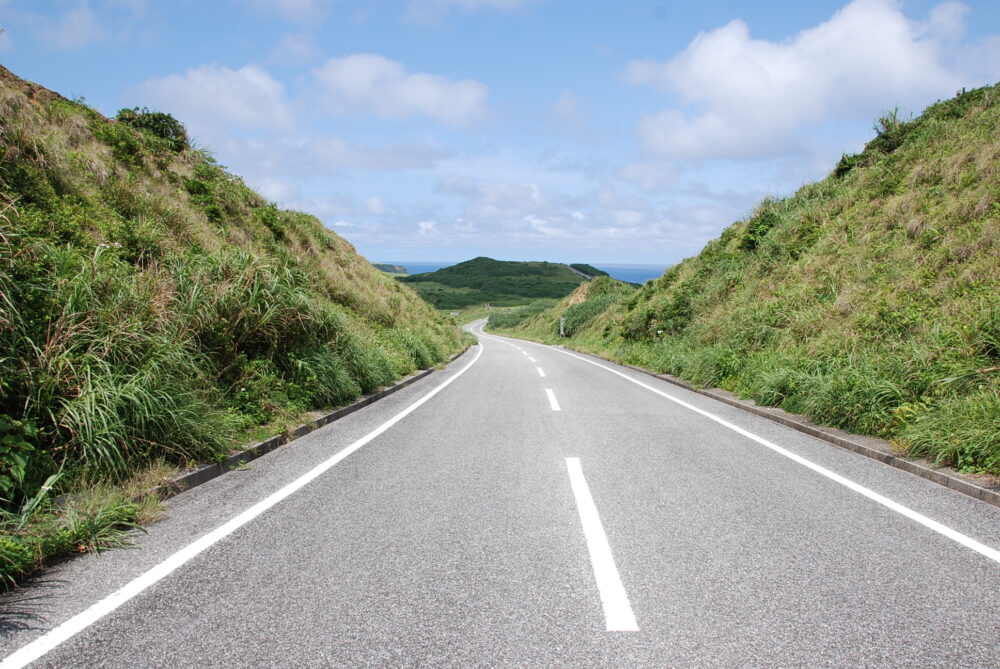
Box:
[2,320,999,667]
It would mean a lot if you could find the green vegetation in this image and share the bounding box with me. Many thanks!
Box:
[497,84,1000,477]
[399,256,588,309]
[0,65,459,584]
[373,263,407,275]
[484,299,560,329]
[569,263,610,278]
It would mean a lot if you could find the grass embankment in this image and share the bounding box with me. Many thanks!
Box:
[0,66,460,585]
[497,85,1000,478]
[398,256,589,309]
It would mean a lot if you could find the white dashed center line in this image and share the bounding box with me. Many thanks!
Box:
[545,388,561,411]
[565,457,638,632]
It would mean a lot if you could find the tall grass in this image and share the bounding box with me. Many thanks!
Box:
[0,64,461,584]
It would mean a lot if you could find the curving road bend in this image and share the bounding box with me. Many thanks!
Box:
[1,320,999,667]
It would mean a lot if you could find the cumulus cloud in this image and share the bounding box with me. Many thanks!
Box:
[312,54,488,125]
[625,0,966,159]
[137,64,294,134]
[405,0,537,24]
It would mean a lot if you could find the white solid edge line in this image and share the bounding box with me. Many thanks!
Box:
[537,367,546,378]
[565,457,639,632]
[548,346,1000,565]
[545,388,562,412]
[0,345,486,669]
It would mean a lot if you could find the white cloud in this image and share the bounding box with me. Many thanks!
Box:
[312,54,487,125]
[40,1,106,49]
[405,0,536,23]
[364,197,387,215]
[246,0,329,24]
[137,64,294,134]
[437,175,547,218]
[222,136,450,179]
[619,162,680,191]
[252,176,301,203]
[548,90,599,140]
[625,0,965,160]
[417,220,438,235]
[307,136,449,170]
[923,1,969,41]
[267,32,321,65]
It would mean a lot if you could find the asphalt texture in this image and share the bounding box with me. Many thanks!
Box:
[2,320,999,667]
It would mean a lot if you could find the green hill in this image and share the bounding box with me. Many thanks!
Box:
[373,263,408,275]
[499,84,1000,477]
[398,256,590,309]
[569,263,610,278]
[0,65,460,580]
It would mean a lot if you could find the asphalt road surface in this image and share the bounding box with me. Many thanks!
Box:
[2,321,999,668]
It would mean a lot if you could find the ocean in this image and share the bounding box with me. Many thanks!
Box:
[383,261,667,284]
[384,261,459,275]
[592,264,667,284]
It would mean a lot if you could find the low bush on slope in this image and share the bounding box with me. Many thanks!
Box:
[498,85,1000,477]
[0,67,459,583]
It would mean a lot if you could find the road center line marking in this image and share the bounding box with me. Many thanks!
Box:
[545,388,561,411]
[565,457,639,632]
[537,367,546,378]
[0,346,486,669]
[548,346,1000,565]
[528,357,536,363]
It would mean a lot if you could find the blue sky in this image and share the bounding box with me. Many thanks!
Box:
[2,0,998,265]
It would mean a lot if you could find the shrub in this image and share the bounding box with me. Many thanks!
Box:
[740,202,781,251]
[115,107,188,152]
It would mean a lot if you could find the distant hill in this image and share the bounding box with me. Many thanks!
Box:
[398,256,590,309]
[373,263,408,274]
[569,263,610,278]
[498,84,1000,477]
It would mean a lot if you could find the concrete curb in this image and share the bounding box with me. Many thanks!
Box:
[161,346,472,500]
[553,344,1000,509]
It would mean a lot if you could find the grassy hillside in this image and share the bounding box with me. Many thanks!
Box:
[398,256,589,309]
[0,66,459,581]
[500,84,1000,477]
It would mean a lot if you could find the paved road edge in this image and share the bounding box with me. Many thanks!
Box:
[493,331,1000,509]
[161,346,473,500]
